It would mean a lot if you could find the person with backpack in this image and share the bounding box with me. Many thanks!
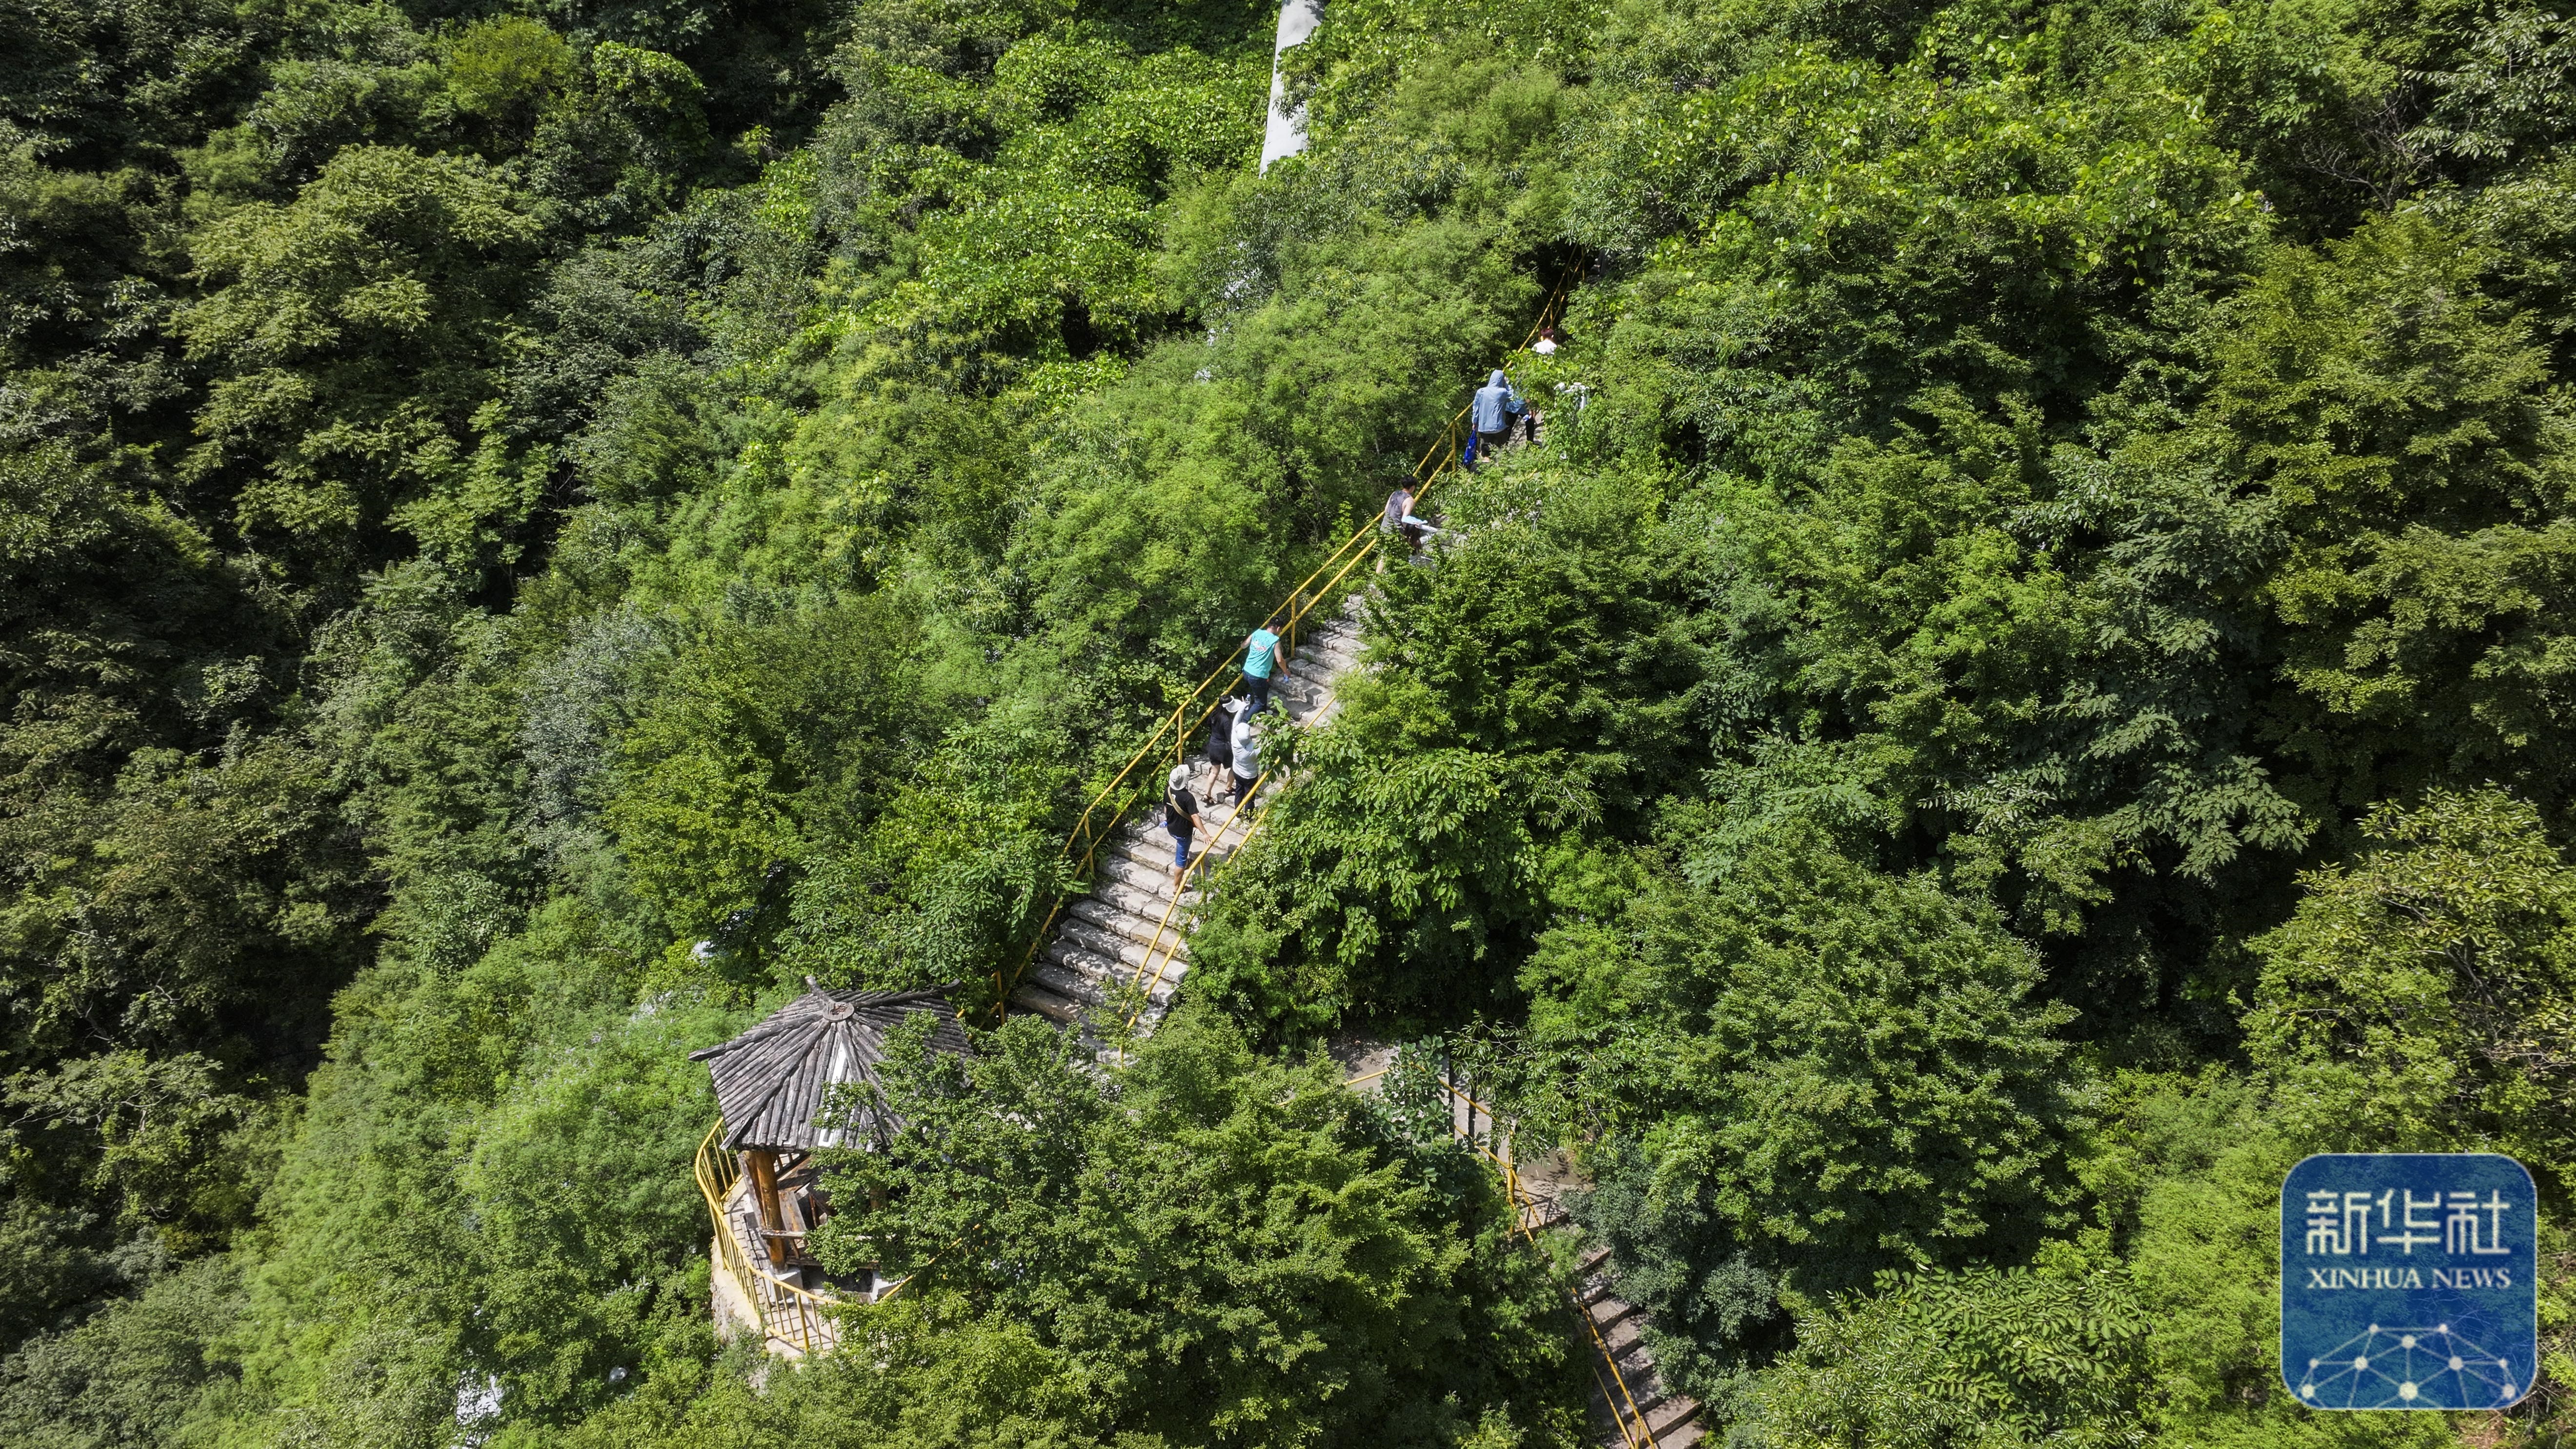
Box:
[1381,482,1414,538]
[1161,764,1206,891]
[1229,704,1263,805]
[1242,610,1290,716]
[1205,695,1241,778]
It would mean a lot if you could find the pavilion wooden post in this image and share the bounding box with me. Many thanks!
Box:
[745,1149,788,1266]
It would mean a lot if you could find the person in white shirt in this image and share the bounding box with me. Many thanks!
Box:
[1229,706,1262,805]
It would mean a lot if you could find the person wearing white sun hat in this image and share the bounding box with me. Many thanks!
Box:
[1161,763,1207,891]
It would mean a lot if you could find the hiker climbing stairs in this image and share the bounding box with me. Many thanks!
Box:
[995,265,1577,1050]
[1005,595,1368,1046]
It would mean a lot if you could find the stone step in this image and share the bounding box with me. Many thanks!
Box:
[1026,960,1116,1008]
[1044,938,1141,994]
[1051,907,1164,964]
[1109,830,1187,874]
[1200,801,1264,841]
[1045,933,1187,993]
[1095,853,1182,900]
[1274,658,1332,692]
[1066,896,1182,951]
[1189,794,1261,832]
[1281,652,1339,689]
[1294,672,1352,706]
[1090,876,1182,924]
[1046,923,1159,980]
[1007,981,1083,1023]
[1308,637,1357,668]
[1643,1394,1701,1443]
[1246,691,1321,728]
[1028,954,1182,1011]
[1055,916,1171,971]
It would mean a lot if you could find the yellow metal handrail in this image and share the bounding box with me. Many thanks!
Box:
[1425,1076,1661,1448]
[1116,767,1284,1042]
[693,1121,844,1357]
[992,511,1392,1012]
[997,266,1580,1018]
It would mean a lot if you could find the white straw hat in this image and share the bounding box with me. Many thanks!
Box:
[1168,765,1192,791]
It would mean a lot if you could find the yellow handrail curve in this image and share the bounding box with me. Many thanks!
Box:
[693,1120,844,1358]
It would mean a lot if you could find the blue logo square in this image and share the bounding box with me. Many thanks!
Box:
[2279,1152,2538,1409]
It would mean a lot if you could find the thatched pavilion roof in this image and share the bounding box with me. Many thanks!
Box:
[689,984,970,1153]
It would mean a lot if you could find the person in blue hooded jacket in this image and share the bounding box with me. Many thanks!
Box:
[1469,368,1521,466]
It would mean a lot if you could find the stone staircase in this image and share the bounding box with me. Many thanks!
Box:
[1503,1168,1700,1448]
[1414,1077,1706,1448]
[997,591,1703,1446]
[1570,1240,1704,1447]
[1005,599,1367,1046]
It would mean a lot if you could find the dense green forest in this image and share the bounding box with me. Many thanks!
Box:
[1,0,2572,1441]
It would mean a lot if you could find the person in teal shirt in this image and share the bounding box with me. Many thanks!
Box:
[1242,611,1290,716]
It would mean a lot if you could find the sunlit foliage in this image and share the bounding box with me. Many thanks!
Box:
[5,0,2576,1443]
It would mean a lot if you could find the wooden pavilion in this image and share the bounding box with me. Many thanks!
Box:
[688,981,970,1355]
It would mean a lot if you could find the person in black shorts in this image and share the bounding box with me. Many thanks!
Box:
[1163,764,1206,891]
[1206,697,1239,777]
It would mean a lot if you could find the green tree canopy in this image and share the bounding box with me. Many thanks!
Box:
[805,1007,1581,1448]
[2248,786,2576,1182]
[1511,824,2085,1395]
[181,144,541,571]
